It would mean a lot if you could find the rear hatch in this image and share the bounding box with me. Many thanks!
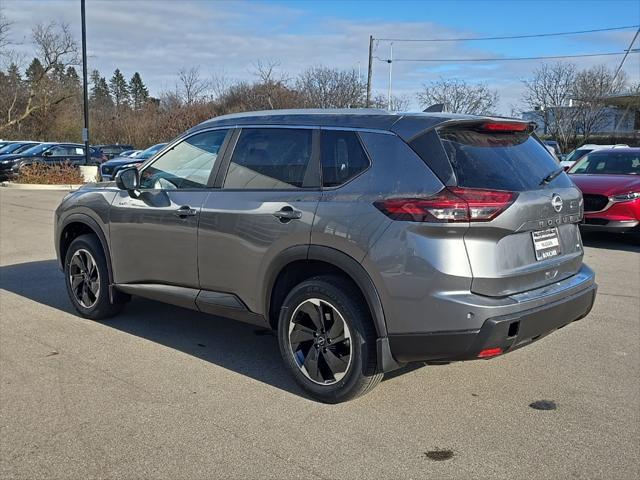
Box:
[411,120,584,297]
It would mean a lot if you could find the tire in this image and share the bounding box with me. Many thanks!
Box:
[277,275,382,403]
[64,233,124,320]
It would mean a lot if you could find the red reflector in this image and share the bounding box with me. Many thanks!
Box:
[478,347,503,358]
[374,187,517,223]
[480,122,529,132]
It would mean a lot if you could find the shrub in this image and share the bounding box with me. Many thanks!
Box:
[14,162,85,185]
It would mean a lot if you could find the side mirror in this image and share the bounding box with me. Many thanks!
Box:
[115,167,140,191]
[43,151,53,157]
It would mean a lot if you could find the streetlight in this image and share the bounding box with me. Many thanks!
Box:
[387,42,393,110]
[80,0,90,166]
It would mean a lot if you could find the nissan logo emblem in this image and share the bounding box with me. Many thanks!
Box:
[551,194,563,213]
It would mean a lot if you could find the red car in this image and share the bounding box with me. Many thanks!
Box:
[569,148,640,233]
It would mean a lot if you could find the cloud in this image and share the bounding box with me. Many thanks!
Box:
[3,0,638,114]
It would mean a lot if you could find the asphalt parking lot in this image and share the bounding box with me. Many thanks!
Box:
[0,188,638,480]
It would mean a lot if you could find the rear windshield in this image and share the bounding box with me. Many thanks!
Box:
[437,128,570,191]
[101,147,122,154]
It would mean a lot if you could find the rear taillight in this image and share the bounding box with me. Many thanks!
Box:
[374,187,517,223]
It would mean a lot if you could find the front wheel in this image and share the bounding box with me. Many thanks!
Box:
[64,234,124,320]
[277,275,382,403]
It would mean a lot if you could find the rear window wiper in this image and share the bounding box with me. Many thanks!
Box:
[540,167,564,185]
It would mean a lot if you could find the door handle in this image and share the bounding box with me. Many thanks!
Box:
[273,206,302,222]
[175,205,198,218]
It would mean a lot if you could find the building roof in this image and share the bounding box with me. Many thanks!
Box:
[600,93,640,108]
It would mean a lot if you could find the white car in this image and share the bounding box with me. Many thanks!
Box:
[561,144,629,170]
[544,145,560,163]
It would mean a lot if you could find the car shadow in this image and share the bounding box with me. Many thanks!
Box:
[581,231,640,253]
[0,259,422,399]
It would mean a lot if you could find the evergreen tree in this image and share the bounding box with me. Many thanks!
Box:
[64,66,80,88]
[3,64,23,99]
[52,62,65,82]
[90,69,101,89]
[65,66,79,82]
[6,63,22,84]
[25,58,45,84]
[129,72,149,110]
[109,68,130,109]
[90,69,113,109]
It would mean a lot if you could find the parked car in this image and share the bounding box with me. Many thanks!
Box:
[118,149,142,158]
[543,140,561,156]
[561,144,629,170]
[55,110,597,403]
[93,144,134,160]
[0,141,40,157]
[0,142,103,180]
[98,143,167,181]
[544,144,560,163]
[569,148,640,233]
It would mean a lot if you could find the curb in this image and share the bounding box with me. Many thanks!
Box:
[0,182,83,190]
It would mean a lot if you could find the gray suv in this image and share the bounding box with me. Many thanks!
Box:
[55,109,597,403]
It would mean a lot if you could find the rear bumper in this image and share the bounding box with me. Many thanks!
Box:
[388,270,597,363]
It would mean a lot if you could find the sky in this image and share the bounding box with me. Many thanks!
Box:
[3,0,639,114]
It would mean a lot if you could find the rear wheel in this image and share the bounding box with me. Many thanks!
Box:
[277,275,382,403]
[64,234,124,320]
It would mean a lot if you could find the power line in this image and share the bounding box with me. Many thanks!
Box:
[613,27,640,82]
[376,25,639,43]
[373,51,639,63]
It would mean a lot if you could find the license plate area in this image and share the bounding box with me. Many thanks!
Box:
[532,227,561,261]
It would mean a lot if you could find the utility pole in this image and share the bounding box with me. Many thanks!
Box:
[613,27,640,83]
[80,0,90,166]
[387,42,393,110]
[366,35,373,107]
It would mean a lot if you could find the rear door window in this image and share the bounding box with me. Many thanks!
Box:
[320,130,370,187]
[224,128,313,189]
[51,146,77,157]
[435,127,571,191]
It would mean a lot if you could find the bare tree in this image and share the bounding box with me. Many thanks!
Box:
[417,78,498,115]
[177,66,209,105]
[522,62,577,148]
[0,7,12,53]
[249,60,291,109]
[210,71,232,100]
[158,88,182,111]
[296,66,365,108]
[216,80,303,113]
[371,93,411,111]
[0,21,79,133]
[251,59,288,85]
[571,65,627,140]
